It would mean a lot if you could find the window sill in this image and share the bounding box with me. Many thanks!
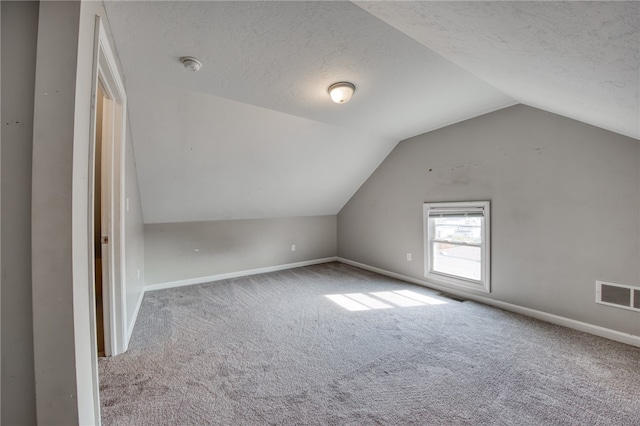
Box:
[425,272,490,293]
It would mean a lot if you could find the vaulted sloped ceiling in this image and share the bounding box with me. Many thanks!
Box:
[354,1,640,140]
[103,1,639,224]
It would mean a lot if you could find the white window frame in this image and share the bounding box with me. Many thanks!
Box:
[423,201,491,293]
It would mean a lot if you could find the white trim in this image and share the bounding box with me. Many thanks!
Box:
[88,16,127,358]
[87,16,103,426]
[337,257,640,347]
[144,257,339,292]
[99,23,129,354]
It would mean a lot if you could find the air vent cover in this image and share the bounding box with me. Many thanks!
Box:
[596,281,640,312]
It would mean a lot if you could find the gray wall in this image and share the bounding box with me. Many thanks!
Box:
[0,1,146,423]
[1,2,39,424]
[338,105,639,337]
[31,2,85,421]
[124,123,145,334]
[145,216,336,285]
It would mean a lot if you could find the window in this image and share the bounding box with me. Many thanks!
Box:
[423,201,490,293]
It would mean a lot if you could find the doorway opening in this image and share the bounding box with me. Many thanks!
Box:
[92,75,121,358]
[94,83,106,356]
[89,17,128,360]
[85,15,130,424]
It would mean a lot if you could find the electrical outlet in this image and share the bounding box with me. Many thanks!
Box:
[291,244,296,252]
[406,252,412,261]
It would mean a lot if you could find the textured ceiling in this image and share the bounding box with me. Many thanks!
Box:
[355,1,640,140]
[104,1,638,224]
[104,1,514,223]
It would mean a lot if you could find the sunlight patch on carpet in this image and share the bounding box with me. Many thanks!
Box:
[325,290,448,311]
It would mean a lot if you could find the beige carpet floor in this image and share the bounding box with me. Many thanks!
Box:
[99,262,640,425]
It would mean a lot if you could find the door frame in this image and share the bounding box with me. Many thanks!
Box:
[88,16,128,358]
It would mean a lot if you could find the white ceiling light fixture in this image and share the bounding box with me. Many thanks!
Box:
[181,56,202,72]
[328,82,355,104]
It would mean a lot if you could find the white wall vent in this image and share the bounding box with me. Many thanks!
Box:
[596,281,640,312]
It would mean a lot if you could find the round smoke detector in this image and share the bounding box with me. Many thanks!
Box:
[181,56,202,72]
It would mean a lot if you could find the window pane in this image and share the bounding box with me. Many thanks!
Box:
[432,217,482,244]
[432,242,481,281]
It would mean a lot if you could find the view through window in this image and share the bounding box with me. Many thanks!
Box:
[424,201,490,292]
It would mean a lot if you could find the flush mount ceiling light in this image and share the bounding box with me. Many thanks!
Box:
[328,82,355,104]
[181,56,202,72]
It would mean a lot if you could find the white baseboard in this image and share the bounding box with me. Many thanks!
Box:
[337,257,640,347]
[144,257,339,293]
